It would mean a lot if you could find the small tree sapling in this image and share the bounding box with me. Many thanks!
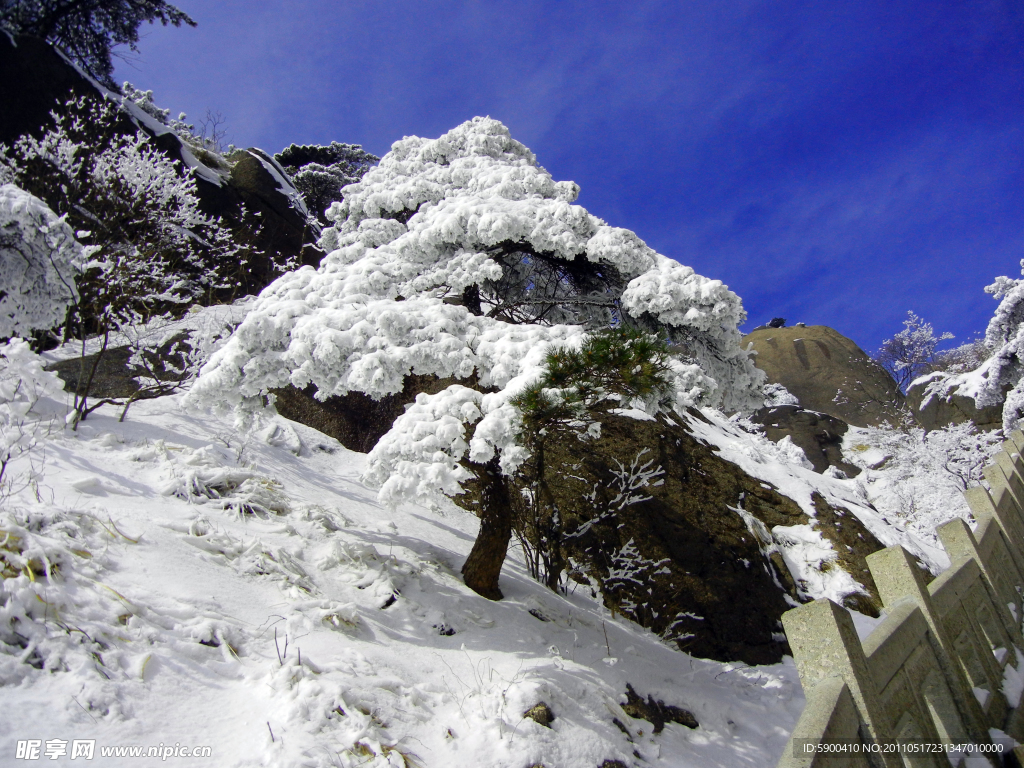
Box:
[509,328,674,589]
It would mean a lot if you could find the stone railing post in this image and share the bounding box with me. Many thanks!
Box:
[961,485,1024,577]
[937,517,1024,643]
[865,546,994,748]
[782,599,901,768]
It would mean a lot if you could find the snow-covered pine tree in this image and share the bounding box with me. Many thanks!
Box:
[188,117,764,598]
[274,142,379,225]
[508,327,675,590]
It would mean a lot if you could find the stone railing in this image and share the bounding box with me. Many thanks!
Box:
[777,431,1024,768]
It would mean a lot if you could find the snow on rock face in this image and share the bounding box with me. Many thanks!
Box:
[682,410,905,612]
[244,148,311,220]
[914,258,1024,433]
[188,117,762,507]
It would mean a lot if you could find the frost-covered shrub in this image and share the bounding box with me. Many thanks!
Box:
[559,447,670,617]
[844,421,1001,552]
[0,339,64,487]
[0,184,87,339]
[0,504,131,693]
[0,97,238,319]
[188,117,763,597]
[155,442,289,517]
[0,96,245,424]
[109,305,239,423]
[932,338,989,375]
[874,311,954,393]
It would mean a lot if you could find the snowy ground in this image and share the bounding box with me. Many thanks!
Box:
[0,393,805,768]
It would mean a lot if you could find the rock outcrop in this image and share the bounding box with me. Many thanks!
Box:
[743,324,906,427]
[750,405,861,476]
[906,376,1004,432]
[509,410,883,664]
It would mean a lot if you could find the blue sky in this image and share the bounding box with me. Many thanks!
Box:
[114,0,1024,353]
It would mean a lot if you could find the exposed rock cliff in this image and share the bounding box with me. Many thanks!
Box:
[742,324,906,427]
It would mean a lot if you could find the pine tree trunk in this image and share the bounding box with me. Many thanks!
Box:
[461,458,513,600]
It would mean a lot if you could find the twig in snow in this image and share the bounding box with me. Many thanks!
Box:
[274,627,288,665]
[70,694,98,723]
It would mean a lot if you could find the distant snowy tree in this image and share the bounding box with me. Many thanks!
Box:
[274,142,379,225]
[0,96,242,425]
[0,183,87,340]
[187,117,763,598]
[917,260,1024,432]
[0,0,195,87]
[874,311,954,393]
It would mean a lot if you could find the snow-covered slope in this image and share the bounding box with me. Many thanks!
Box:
[0,394,804,768]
